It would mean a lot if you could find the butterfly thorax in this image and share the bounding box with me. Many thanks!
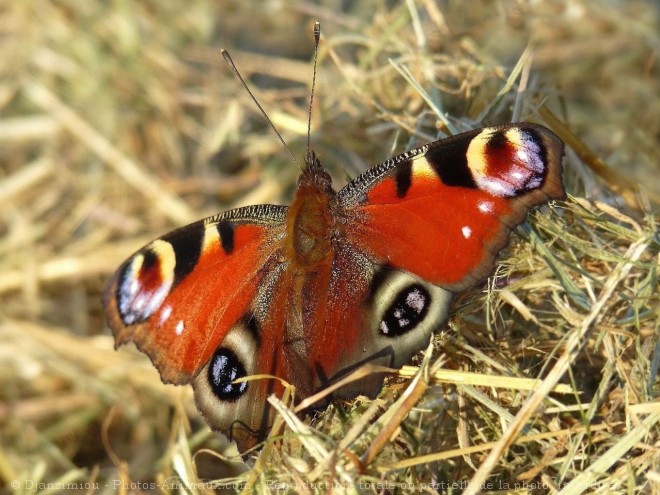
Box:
[285,153,337,268]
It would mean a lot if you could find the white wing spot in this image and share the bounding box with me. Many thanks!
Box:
[144,285,170,319]
[175,320,185,336]
[479,177,514,197]
[478,201,494,213]
[406,289,426,313]
[159,305,173,326]
[462,226,472,239]
[133,293,147,311]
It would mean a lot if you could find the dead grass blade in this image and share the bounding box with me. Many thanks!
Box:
[24,83,194,224]
[464,237,651,495]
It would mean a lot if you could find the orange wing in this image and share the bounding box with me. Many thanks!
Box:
[304,246,455,398]
[104,205,287,384]
[338,123,565,291]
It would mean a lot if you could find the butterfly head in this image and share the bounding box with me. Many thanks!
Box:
[302,149,330,184]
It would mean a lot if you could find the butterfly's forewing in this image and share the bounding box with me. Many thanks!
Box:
[104,204,287,384]
[339,124,565,291]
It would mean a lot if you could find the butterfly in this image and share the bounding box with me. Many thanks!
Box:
[104,116,565,451]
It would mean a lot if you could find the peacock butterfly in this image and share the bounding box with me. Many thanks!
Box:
[103,32,565,452]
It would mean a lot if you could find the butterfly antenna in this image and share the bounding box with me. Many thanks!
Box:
[306,21,321,164]
[221,49,302,170]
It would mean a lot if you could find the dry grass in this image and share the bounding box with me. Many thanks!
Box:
[1,1,658,494]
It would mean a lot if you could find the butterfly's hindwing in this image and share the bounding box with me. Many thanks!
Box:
[306,244,453,399]
[192,315,276,449]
